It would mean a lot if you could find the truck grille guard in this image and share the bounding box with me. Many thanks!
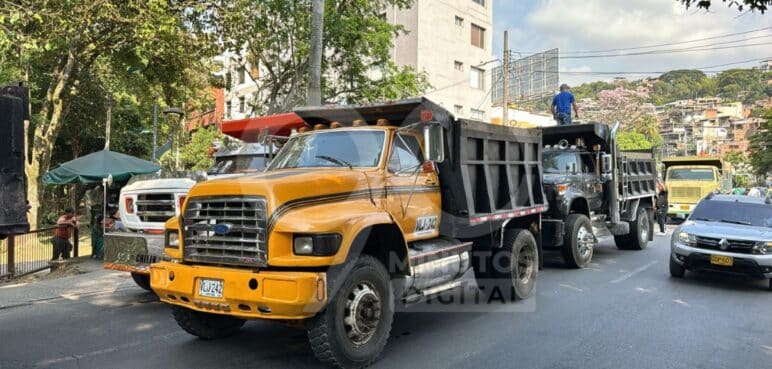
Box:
[182,196,268,267]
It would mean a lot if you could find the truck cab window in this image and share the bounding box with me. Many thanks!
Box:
[268,130,386,170]
[543,152,578,174]
[580,153,596,174]
[388,134,424,173]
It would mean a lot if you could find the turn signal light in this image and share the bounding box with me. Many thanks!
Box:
[125,197,134,214]
[178,196,186,211]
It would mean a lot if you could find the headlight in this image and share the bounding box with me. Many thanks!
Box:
[165,230,180,249]
[293,234,342,256]
[557,184,568,196]
[753,241,771,255]
[677,232,696,246]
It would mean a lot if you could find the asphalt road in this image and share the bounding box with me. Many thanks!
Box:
[1,228,770,369]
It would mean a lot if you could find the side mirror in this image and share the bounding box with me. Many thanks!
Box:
[601,154,612,173]
[423,123,445,163]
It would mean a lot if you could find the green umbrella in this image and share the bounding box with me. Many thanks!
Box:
[43,149,160,184]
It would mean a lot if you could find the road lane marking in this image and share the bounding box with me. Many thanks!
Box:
[610,261,658,284]
[34,331,186,367]
[559,284,584,292]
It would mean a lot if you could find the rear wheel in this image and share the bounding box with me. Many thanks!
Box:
[669,256,685,278]
[172,306,245,340]
[131,273,152,291]
[614,207,651,250]
[307,255,394,369]
[473,228,538,300]
[561,214,594,268]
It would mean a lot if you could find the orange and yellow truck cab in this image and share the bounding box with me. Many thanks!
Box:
[152,97,547,368]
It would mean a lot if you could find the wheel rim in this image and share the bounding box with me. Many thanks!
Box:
[639,213,649,241]
[343,281,381,346]
[516,242,536,285]
[576,225,593,259]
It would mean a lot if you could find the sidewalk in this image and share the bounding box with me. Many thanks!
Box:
[0,257,136,310]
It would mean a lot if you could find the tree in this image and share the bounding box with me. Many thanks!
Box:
[680,0,771,12]
[218,0,430,115]
[0,0,217,226]
[617,131,653,150]
[724,151,747,165]
[748,110,771,176]
[159,127,221,172]
[716,69,767,103]
[585,87,655,127]
[571,81,616,100]
[651,70,716,104]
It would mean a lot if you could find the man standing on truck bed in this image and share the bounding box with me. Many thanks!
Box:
[551,84,579,126]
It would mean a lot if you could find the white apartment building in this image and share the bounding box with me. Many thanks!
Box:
[216,52,261,121]
[384,0,494,120]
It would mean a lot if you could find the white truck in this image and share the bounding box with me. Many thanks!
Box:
[104,142,275,290]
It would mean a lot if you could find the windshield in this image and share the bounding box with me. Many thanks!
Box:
[543,152,578,174]
[267,130,386,170]
[208,155,267,175]
[690,200,772,228]
[667,168,715,181]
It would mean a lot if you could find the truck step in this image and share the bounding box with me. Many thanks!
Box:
[408,238,472,264]
[402,279,466,304]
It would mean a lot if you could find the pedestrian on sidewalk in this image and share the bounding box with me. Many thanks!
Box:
[551,84,579,126]
[655,179,668,235]
[52,208,78,260]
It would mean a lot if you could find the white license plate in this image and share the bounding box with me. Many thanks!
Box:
[198,279,224,299]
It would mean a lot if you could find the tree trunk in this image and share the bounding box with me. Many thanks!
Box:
[25,40,79,228]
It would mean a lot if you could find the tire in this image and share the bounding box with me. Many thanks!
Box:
[561,214,594,268]
[669,256,685,278]
[472,228,538,300]
[131,273,152,291]
[307,255,394,369]
[172,306,245,340]
[614,207,651,250]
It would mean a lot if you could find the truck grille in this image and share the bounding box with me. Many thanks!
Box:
[670,187,701,199]
[137,193,176,222]
[695,236,756,254]
[182,196,268,267]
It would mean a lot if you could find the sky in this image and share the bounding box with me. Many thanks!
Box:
[492,0,771,87]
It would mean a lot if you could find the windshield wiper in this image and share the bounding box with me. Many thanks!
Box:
[315,155,353,169]
[718,219,751,226]
[692,217,715,222]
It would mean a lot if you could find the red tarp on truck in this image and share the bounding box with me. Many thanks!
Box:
[221,112,308,142]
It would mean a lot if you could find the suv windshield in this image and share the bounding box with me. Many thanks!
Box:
[690,200,772,227]
[208,155,267,175]
[543,151,578,174]
[667,168,714,181]
[268,130,386,170]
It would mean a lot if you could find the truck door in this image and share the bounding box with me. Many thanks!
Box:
[385,132,442,242]
[580,153,603,210]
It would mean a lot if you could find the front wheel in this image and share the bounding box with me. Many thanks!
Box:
[561,214,594,268]
[131,273,152,291]
[669,256,685,278]
[172,306,245,340]
[307,255,394,369]
[614,207,652,250]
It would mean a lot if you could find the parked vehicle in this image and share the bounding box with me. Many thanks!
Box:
[662,156,723,219]
[541,123,657,268]
[104,142,275,290]
[150,98,547,368]
[669,194,772,290]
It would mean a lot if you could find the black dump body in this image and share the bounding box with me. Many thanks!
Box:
[543,123,610,151]
[0,85,30,236]
[295,97,547,238]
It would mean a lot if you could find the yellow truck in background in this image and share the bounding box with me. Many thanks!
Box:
[151,98,547,368]
[662,156,723,218]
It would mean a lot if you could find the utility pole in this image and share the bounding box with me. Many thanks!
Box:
[502,31,509,126]
[152,103,158,161]
[104,99,112,151]
[308,0,324,106]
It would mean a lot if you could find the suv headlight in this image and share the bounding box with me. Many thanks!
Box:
[165,230,180,249]
[293,234,342,256]
[752,241,771,255]
[677,232,696,246]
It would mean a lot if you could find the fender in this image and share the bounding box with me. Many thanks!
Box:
[560,189,589,217]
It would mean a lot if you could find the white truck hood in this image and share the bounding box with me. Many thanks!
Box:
[122,178,196,193]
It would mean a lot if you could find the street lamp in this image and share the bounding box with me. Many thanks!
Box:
[162,107,185,171]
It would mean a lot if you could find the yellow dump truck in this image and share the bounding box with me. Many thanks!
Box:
[151,98,547,368]
[662,156,723,218]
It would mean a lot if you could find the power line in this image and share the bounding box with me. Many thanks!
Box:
[510,26,772,55]
[509,41,770,59]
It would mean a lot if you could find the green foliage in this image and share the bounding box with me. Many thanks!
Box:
[680,0,770,12]
[715,69,767,104]
[159,127,221,172]
[571,81,615,100]
[748,110,771,176]
[220,0,429,114]
[651,70,717,105]
[724,151,747,164]
[617,131,653,150]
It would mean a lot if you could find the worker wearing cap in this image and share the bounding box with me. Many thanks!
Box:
[551,84,579,126]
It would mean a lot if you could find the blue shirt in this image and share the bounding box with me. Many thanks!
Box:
[552,91,575,114]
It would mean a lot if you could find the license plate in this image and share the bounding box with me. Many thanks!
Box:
[198,279,224,298]
[710,255,733,267]
[680,205,690,210]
